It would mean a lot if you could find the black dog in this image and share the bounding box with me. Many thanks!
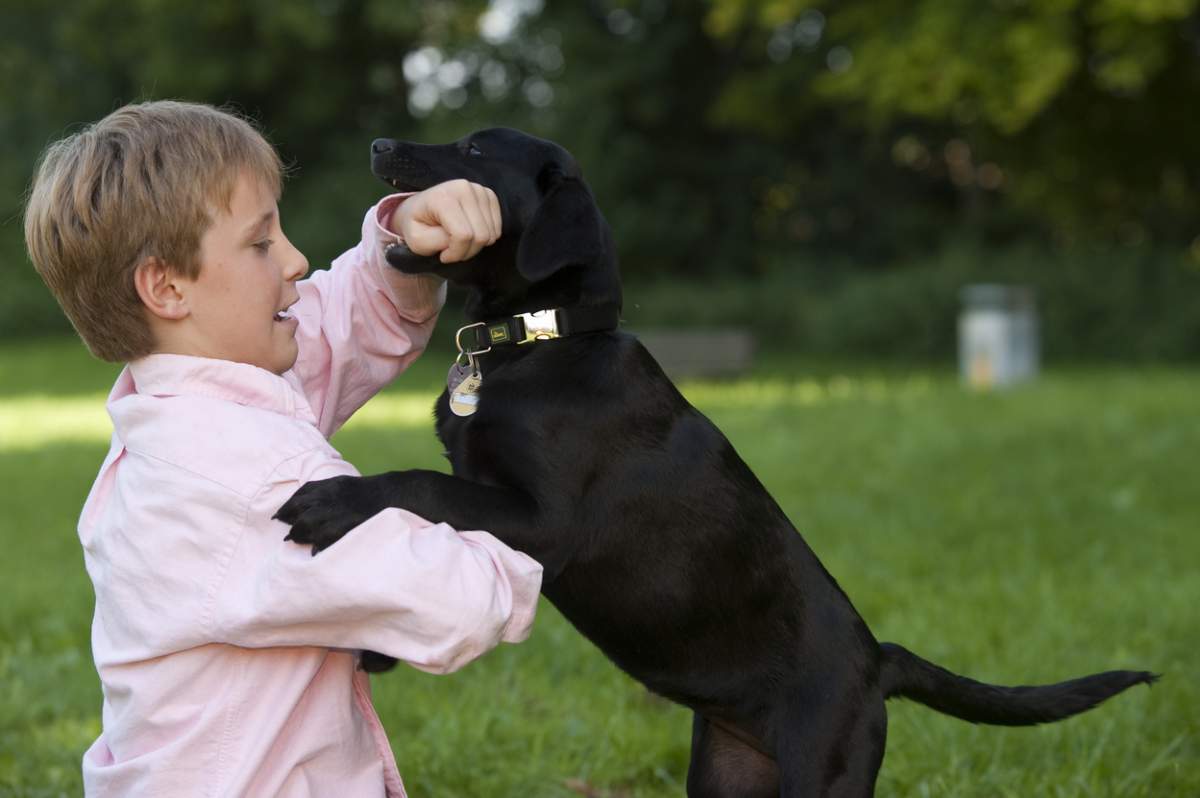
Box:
[275,128,1155,797]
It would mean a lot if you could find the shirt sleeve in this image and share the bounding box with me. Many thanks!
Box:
[286,195,449,438]
[207,450,542,674]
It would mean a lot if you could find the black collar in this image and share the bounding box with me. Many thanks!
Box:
[455,305,620,355]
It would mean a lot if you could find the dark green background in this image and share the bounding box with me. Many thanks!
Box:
[4,0,1200,360]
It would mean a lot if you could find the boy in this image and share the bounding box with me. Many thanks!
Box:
[23,100,542,796]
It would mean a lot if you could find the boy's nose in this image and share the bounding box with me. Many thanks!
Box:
[289,252,310,280]
[371,139,394,155]
[283,243,309,281]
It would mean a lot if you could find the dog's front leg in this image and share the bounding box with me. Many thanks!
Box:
[275,470,560,573]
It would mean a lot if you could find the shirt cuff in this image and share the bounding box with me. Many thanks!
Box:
[369,193,447,322]
[374,193,414,245]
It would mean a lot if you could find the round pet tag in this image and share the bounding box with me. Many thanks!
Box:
[449,372,483,417]
[447,361,471,393]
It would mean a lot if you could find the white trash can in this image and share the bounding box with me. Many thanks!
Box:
[958,284,1039,389]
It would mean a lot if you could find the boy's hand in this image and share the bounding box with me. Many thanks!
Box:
[389,179,501,264]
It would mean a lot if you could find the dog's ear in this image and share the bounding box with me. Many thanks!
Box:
[516,167,604,283]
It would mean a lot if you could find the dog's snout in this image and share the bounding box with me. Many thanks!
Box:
[371,138,394,156]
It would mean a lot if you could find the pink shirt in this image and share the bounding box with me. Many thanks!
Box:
[78,199,543,797]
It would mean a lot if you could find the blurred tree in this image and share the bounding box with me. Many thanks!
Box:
[0,0,487,336]
[705,0,1200,246]
[1,0,1197,358]
[398,1,970,274]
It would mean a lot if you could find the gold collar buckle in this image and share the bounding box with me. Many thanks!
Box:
[517,310,560,344]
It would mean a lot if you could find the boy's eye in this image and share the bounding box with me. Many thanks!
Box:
[253,239,274,253]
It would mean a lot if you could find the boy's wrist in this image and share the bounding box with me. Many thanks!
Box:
[367,195,447,319]
[376,193,414,243]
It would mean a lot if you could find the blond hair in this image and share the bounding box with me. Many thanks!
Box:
[24,100,283,362]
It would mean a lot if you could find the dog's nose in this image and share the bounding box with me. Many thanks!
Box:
[371,139,394,156]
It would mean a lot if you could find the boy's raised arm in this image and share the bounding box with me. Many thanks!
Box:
[285,196,447,438]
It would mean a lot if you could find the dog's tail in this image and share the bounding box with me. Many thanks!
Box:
[878,642,1157,726]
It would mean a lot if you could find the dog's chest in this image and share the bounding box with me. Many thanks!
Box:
[433,364,575,488]
[433,386,509,485]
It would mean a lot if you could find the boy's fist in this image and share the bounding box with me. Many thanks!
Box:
[389,179,501,264]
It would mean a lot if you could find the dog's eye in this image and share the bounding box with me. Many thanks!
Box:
[466,142,483,157]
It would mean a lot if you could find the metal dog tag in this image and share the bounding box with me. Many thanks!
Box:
[447,361,471,393]
[449,372,483,417]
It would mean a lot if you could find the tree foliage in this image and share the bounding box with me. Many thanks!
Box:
[2,0,1198,351]
[705,0,1200,243]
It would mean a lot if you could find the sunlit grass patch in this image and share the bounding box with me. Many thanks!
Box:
[342,391,441,430]
[0,391,439,452]
[0,394,111,451]
[0,373,941,452]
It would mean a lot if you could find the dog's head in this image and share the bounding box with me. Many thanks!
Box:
[370,128,618,319]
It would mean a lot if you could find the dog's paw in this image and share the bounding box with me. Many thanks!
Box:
[360,650,399,673]
[274,475,381,556]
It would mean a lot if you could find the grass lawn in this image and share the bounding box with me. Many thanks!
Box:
[0,336,1196,796]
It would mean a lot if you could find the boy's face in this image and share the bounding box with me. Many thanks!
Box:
[182,172,308,374]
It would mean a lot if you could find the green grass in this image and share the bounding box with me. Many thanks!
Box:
[0,336,1196,796]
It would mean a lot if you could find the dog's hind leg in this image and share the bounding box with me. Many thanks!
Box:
[686,713,779,798]
[774,687,887,798]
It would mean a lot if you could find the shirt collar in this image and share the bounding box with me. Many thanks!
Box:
[116,353,317,424]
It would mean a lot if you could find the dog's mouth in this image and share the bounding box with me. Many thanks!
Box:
[383,176,428,192]
[371,139,438,192]
[372,156,434,193]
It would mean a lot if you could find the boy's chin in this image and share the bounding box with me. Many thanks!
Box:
[272,345,300,375]
[262,339,300,375]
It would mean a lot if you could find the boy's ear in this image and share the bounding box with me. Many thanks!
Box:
[133,257,189,321]
[516,170,605,283]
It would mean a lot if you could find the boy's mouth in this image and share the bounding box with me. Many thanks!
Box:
[273,302,298,323]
